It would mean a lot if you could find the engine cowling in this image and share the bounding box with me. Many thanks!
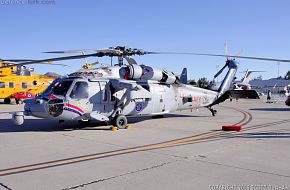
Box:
[140,65,163,81]
[120,64,178,84]
[119,64,143,79]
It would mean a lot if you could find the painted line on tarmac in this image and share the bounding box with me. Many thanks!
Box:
[0,106,253,176]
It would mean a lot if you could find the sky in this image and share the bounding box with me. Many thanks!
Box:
[0,0,290,81]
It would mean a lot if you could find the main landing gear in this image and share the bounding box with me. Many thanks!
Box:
[113,115,128,129]
[208,107,217,116]
[15,98,23,105]
[4,98,11,104]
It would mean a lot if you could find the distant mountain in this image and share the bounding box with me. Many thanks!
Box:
[44,72,62,77]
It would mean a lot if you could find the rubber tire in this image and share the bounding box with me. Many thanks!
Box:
[114,115,127,129]
[4,98,11,104]
[15,98,20,104]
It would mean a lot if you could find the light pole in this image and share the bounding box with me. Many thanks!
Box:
[277,62,280,78]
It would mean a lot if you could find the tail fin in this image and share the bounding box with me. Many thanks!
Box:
[180,68,187,84]
[217,60,239,98]
[209,60,239,106]
[241,69,251,83]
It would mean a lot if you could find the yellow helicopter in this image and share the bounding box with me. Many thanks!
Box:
[0,59,63,104]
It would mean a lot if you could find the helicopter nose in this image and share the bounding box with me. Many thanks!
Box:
[46,99,65,117]
[24,98,48,118]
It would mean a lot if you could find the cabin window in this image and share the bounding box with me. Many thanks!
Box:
[70,82,89,99]
[102,87,108,101]
[9,82,14,88]
[0,82,5,88]
[183,96,192,103]
[109,82,116,101]
[141,85,150,91]
[22,82,27,89]
[99,82,108,102]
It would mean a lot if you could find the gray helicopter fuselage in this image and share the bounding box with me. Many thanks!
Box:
[24,77,218,122]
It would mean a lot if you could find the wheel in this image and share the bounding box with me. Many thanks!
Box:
[15,98,22,104]
[114,115,127,129]
[4,98,11,104]
[209,108,217,116]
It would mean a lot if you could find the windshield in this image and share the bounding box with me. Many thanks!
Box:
[70,82,89,99]
[42,79,73,97]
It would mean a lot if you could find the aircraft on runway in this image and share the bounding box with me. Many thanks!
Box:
[0,59,66,104]
[3,46,249,129]
[209,69,264,91]
[233,70,265,90]
[4,46,290,129]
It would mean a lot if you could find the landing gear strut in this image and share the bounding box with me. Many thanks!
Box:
[113,115,127,129]
[208,107,217,116]
[4,98,11,104]
[15,98,23,104]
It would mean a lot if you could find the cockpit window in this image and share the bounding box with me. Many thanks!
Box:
[52,80,73,96]
[42,78,61,96]
[44,80,73,97]
[70,82,89,99]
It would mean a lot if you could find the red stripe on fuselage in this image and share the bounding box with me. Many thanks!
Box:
[65,103,84,113]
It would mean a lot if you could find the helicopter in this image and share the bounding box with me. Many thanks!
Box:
[3,46,240,129]
[0,59,66,104]
[5,46,290,129]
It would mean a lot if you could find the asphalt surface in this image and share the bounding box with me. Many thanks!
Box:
[0,98,290,190]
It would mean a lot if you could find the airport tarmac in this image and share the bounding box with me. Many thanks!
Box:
[0,99,289,190]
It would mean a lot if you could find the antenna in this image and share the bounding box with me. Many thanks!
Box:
[81,51,88,65]
[277,62,280,78]
[118,56,123,66]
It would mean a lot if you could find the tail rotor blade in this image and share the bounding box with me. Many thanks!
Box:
[224,42,229,58]
[214,64,228,78]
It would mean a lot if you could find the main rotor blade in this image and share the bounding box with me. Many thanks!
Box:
[0,53,98,68]
[1,59,38,62]
[1,60,69,67]
[44,48,121,55]
[149,52,290,63]
[240,70,265,73]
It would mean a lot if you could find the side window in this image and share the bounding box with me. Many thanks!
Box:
[22,82,27,89]
[0,82,5,88]
[9,82,14,88]
[70,82,89,99]
[109,82,116,101]
[102,88,108,101]
[99,82,107,102]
